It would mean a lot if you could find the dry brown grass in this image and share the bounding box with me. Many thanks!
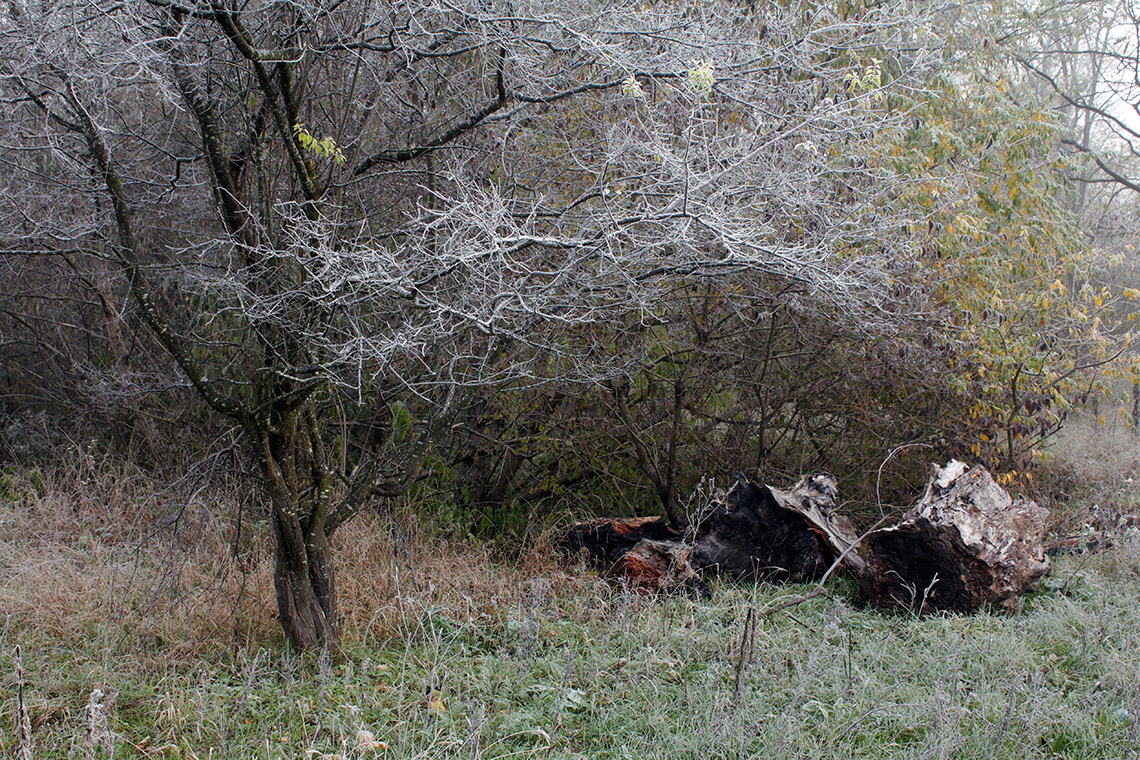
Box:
[1040,408,1138,497]
[1046,414,1139,488]
[333,508,612,651]
[0,453,589,666]
[1,455,269,663]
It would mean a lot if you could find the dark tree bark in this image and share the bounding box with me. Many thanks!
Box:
[258,411,340,648]
[270,510,337,648]
[563,516,679,567]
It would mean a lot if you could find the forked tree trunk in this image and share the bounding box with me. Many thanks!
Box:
[270,509,338,649]
[258,410,341,649]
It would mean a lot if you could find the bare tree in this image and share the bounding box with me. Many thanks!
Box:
[0,0,944,647]
[999,0,1136,202]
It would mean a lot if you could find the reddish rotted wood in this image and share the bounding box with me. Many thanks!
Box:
[614,539,707,596]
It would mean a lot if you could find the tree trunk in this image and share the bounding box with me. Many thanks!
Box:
[270,507,338,649]
[257,406,340,649]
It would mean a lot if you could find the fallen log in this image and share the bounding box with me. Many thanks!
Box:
[562,515,678,567]
[561,517,705,594]
[562,462,1051,612]
[614,539,708,596]
[859,461,1051,612]
[690,473,863,581]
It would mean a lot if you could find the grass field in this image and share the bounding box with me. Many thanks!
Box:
[1,446,1139,759]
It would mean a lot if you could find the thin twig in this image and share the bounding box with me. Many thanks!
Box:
[14,645,33,760]
[732,605,757,704]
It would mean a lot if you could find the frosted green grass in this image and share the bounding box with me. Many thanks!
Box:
[3,542,1139,760]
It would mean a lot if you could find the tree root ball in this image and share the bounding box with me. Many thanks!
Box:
[859,461,1051,612]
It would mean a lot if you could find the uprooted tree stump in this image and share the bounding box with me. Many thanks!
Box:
[691,472,863,581]
[563,462,1050,612]
[859,461,1051,612]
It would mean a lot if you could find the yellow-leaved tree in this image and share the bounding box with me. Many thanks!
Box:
[887,70,1135,477]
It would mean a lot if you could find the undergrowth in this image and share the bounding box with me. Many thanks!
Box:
[0,451,1138,759]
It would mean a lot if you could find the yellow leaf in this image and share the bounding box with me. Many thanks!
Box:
[427,694,446,715]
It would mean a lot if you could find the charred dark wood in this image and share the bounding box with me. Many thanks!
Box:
[860,461,1051,613]
[562,516,679,567]
[690,473,862,581]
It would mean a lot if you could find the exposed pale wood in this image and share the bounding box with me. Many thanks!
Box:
[564,463,1051,613]
[860,461,1051,612]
